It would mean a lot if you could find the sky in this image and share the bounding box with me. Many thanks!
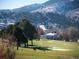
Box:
[0,0,48,9]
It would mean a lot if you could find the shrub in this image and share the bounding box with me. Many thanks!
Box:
[0,39,15,59]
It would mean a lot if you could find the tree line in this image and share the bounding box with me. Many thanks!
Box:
[62,27,79,42]
[0,19,37,50]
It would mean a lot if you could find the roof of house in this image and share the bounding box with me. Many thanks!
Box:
[45,33,57,36]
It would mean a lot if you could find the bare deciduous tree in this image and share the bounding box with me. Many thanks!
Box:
[63,27,79,42]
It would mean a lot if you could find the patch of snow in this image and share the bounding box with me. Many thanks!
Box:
[39,25,47,31]
[7,23,15,25]
[31,3,58,13]
[69,0,74,2]
[48,47,72,51]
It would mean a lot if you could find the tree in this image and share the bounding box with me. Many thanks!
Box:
[2,25,14,40]
[13,26,28,50]
[0,29,5,38]
[19,19,37,46]
[63,27,79,42]
[2,19,37,50]
[5,25,14,34]
[3,23,27,50]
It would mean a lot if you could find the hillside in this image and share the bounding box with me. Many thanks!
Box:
[0,0,79,29]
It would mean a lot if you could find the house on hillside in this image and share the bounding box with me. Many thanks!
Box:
[40,32,61,40]
[0,19,16,31]
[37,25,61,40]
[45,33,57,39]
[7,20,15,25]
[0,23,6,31]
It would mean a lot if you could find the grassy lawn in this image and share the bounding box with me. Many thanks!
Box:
[15,40,79,59]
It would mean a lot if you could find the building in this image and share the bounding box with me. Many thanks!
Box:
[0,19,16,31]
[0,23,6,31]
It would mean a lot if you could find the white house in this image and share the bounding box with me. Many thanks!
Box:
[40,32,59,40]
[45,33,58,39]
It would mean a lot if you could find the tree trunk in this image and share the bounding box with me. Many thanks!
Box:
[24,43,26,48]
[17,42,20,50]
[17,45,19,50]
[31,40,33,46]
[26,41,28,48]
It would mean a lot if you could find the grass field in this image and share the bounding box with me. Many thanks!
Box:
[15,40,79,59]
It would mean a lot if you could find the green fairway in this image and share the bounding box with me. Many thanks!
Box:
[15,40,79,59]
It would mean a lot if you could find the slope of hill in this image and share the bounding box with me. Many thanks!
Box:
[12,4,42,12]
[0,0,79,29]
[66,8,79,22]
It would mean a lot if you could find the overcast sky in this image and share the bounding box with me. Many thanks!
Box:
[0,0,48,9]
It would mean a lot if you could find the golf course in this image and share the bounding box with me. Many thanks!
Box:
[15,39,79,59]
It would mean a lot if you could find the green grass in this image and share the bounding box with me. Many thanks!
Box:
[15,40,79,59]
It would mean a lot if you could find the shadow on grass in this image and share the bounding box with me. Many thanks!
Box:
[27,45,50,51]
